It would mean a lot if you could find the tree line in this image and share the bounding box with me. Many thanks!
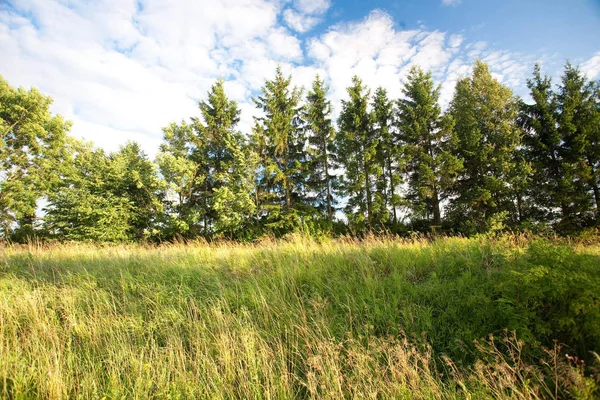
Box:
[1,59,599,242]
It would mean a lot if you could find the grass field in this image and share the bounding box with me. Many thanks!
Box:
[1,235,599,399]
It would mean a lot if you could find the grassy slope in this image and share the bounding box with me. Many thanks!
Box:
[0,235,599,399]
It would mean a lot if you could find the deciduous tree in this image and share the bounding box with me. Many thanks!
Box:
[0,75,70,240]
[448,61,525,233]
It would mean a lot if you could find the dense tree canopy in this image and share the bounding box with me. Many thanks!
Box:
[44,140,163,241]
[0,75,70,240]
[1,58,599,242]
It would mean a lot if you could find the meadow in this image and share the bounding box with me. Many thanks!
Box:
[1,234,599,399]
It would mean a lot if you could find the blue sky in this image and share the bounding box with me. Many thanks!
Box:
[1,0,599,156]
[332,0,600,57]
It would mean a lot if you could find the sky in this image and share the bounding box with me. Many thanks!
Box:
[1,0,599,157]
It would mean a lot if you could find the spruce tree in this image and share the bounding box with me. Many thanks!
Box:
[555,63,599,230]
[196,79,255,236]
[519,64,566,224]
[371,87,396,226]
[304,75,336,222]
[336,76,379,231]
[251,66,306,231]
[157,79,254,238]
[448,60,525,233]
[397,66,462,228]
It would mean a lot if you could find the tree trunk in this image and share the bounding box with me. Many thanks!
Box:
[551,150,568,220]
[364,157,372,230]
[284,152,291,212]
[285,182,291,212]
[388,156,397,224]
[432,184,441,226]
[325,157,332,221]
[587,157,600,212]
[516,192,523,222]
[427,136,440,226]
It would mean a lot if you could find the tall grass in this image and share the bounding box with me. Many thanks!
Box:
[0,235,599,399]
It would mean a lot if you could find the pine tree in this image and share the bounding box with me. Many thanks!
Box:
[336,76,379,231]
[304,75,336,222]
[251,66,306,231]
[371,87,396,226]
[211,136,256,238]
[448,61,525,233]
[397,66,462,228]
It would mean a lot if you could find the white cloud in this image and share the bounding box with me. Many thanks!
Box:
[0,2,569,158]
[267,27,303,61]
[439,58,471,107]
[282,0,330,33]
[283,9,320,33]
[289,65,328,93]
[0,0,290,157]
[410,31,453,72]
[442,0,462,6]
[448,33,464,48]
[581,52,600,79]
[294,0,331,15]
[306,10,452,110]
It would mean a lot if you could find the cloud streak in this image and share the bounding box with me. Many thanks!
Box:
[442,0,462,6]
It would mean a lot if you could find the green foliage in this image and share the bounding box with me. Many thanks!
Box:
[44,140,162,241]
[158,80,255,239]
[1,60,599,241]
[520,63,600,234]
[520,64,565,224]
[370,86,397,227]
[0,74,70,240]
[110,142,165,239]
[495,239,600,356]
[303,75,337,222]
[556,63,599,231]
[46,189,132,242]
[397,66,462,228]
[448,60,527,234]
[336,76,380,231]
[156,121,200,236]
[211,133,256,238]
[252,66,307,233]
